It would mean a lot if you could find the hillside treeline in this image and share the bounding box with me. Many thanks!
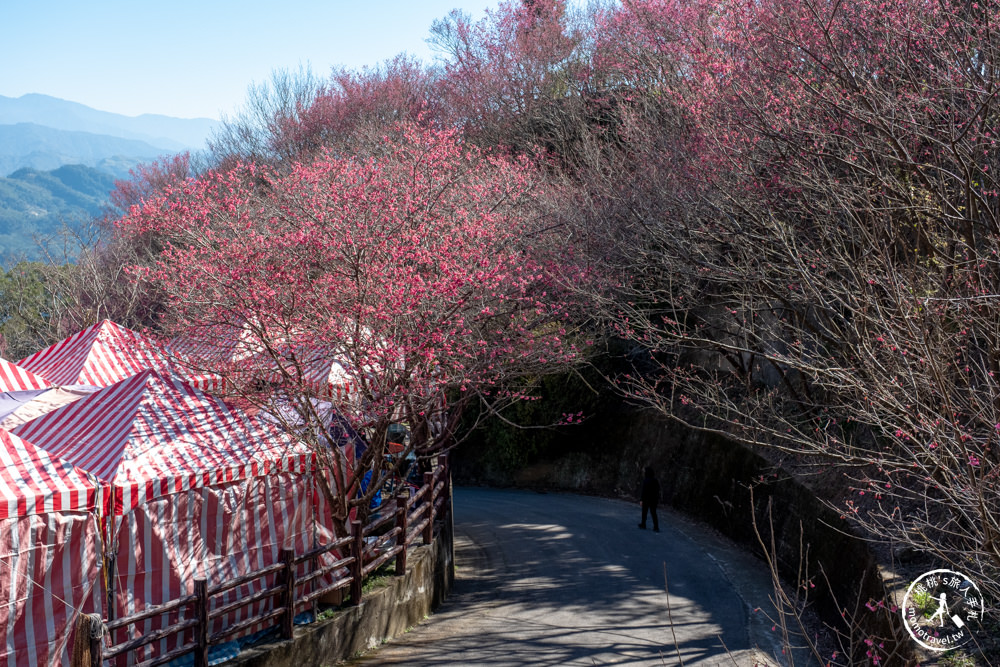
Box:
[6,0,1000,654]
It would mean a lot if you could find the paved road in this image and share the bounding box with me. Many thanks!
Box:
[354,487,789,666]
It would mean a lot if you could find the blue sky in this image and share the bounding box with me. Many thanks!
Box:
[1,1,499,120]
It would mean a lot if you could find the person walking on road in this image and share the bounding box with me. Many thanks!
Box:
[638,466,660,532]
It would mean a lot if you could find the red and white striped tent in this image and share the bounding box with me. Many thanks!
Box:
[172,322,369,404]
[18,319,221,392]
[169,323,267,367]
[168,322,273,392]
[0,428,100,667]
[14,369,313,513]
[269,348,360,403]
[13,370,340,662]
[0,358,51,393]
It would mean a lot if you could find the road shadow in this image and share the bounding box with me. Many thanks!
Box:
[352,487,782,666]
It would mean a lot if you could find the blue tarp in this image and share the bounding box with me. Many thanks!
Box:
[165,612,316,666]
[359,470,382,510]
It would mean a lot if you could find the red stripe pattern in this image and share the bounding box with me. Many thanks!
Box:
[0,429,95,519]
[173,331,361,400]
[0,359,51,392]
[8,370,334,665]
[0,430,99,667]
[301,354,357,401]
[12,370,312,514]
[169,324,270,369]
[255,347,359,403]
[17,320,222,392]
[110,473,338,663]
[0,511,101,667]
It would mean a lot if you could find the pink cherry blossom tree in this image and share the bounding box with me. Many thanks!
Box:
[209,59,438,168]
[430,0,595,157]
[115,121,581,526]
[579,0,1000,633]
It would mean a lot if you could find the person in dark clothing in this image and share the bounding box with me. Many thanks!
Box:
[638,466,660,531]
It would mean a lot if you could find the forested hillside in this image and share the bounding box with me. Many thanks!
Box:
[0,164,115,264]
[0,95,219,264]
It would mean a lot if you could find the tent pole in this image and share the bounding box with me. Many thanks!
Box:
[105,551,116,623]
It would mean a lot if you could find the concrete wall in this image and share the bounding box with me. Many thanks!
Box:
[230,516,454,667]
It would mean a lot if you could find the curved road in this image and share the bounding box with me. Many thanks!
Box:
[355,487,789,666]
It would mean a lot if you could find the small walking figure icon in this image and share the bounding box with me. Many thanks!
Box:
[927,593,949,627]
[902,569,983,651]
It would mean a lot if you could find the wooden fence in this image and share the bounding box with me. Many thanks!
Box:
[83,458,451,667]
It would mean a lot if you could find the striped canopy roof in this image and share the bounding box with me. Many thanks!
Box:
[269,349,359,402]
[12,370,312,514]
[18,320,221,391]
[0,358,52,392]
[172,329,363,401]
[170,322,270,366]
[0,428,95,518]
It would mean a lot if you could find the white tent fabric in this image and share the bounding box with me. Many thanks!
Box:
[0,386,98,431]
[0,358,59,428]
[0,390,51,425]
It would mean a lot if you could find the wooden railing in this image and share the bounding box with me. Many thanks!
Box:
[86,458,451,667]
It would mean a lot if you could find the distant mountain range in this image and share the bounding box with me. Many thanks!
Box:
[0,123,168,178]
[0,94,219,153]
[0,94,222,265]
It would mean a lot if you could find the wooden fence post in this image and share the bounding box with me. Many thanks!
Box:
[280,548,295,639]
[89,629,102,667]
[395,491,409,576]
[194,579,208,667]
[88,618,103,667]
[106,552,116,625]
[310,550,319,621]
[424,471,436,545]
[72,613,99,667]
[443,452,455,566]
[350,520,363,605]
[441,453,451,513]
[105,551,116,666]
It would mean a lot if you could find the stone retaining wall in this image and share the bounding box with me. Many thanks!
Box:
[229,514,454,667]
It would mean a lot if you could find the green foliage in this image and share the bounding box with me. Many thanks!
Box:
[910,588,937,619]
[362,562,396,594]
[939,651,979,667]
[47,164,118,200]
[458,354,615,476]
[315,606,338,622]
[0,261,64,360]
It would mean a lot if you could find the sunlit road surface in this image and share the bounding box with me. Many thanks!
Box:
[352,487,790,666]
